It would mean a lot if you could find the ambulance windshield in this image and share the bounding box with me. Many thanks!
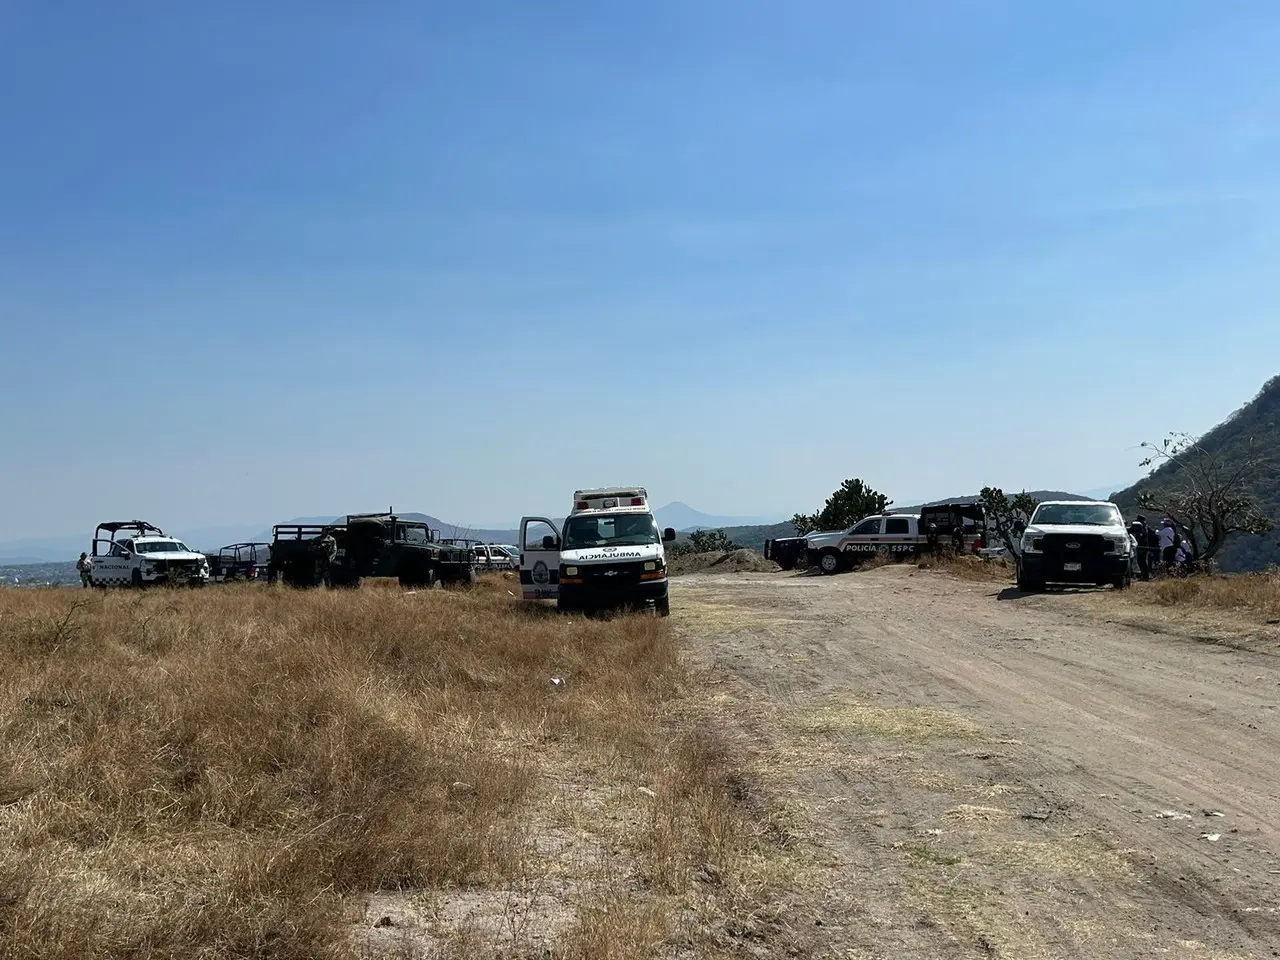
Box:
[563,513,661,550]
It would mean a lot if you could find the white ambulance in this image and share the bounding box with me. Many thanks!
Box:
[520,487,677,616]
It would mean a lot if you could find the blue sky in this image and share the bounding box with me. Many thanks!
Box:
[3,1,1279,541]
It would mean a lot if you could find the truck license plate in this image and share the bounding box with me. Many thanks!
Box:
[1064,562,1082,572]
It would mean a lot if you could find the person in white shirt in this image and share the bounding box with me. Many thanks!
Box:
[1158,520,1178,570]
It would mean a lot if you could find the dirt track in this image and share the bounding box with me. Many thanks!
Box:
[673,566,1280,959]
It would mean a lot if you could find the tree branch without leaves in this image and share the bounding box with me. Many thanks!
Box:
[1136,432,1272,563]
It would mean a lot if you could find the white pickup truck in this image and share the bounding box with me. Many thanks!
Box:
[1015,500,1135,591]
[87,520,211,587]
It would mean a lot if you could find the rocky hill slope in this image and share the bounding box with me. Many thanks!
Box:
[1112,375,1280,572]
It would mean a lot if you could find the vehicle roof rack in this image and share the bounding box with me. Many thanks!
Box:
[96,520,165,536]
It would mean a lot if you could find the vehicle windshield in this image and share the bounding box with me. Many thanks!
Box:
[563,513,661,550]
[135,539,191,554]
[1031,503,1122,526]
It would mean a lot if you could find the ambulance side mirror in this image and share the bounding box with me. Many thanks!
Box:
[662,528,677,543]
[542,535,559,551]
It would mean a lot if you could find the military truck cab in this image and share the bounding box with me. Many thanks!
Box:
[269,511,476,589]
[520,487,676,616]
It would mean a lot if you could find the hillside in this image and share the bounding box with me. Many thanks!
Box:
[1112,375,1280,572]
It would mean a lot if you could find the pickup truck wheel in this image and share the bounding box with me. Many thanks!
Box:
[655,595,670,617]
[1112,572,1131,590]
[399,564,433,589]
[817,550,842,575]
[131,569,144,588]
[1015,567,1044,592]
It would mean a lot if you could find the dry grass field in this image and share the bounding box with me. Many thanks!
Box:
[0,577,792,959]
[1143,568,1280,620]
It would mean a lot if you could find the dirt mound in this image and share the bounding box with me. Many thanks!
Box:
[669,549,780,577]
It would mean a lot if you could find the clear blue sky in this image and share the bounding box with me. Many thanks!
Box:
[3,1,1279,541]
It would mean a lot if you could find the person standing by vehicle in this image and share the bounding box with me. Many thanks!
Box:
[1158,518,1178,571]
[1130,516,1152,580]
[317,530,338,584]
[951,522,964,555]
[76,552,93,587]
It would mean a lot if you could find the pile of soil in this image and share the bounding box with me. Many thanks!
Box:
[669,549,780,577]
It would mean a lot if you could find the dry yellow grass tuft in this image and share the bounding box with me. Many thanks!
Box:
[0,577,780,958]
[1145,570,1280,621]
[914,553,1013,583]
[792,700,983,742]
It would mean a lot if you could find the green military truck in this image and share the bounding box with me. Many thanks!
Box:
[268,512,477,588]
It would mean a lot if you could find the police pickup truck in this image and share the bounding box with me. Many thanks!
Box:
[520,487,677,616]
[804,500,988,575]
[87,520,211,587]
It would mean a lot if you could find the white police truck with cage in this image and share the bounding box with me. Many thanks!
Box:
[520,487,677,616]
[87,520,211,587]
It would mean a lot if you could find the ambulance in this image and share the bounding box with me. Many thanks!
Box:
[520,487,677,616]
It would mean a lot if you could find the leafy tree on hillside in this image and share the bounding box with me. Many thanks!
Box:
[792,479,892,535]
[687,528,739,553]
[1136,432,1273,563]
[979,488,1041,556]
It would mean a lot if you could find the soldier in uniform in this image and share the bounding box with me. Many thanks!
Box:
[76,552,93,587]
[318,530,338,584]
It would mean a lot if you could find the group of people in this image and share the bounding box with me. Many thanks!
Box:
[925,521,971,555]
[1128,515,1194,580]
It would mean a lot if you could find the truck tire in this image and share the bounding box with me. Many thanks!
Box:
[655,595,670,617]
[1112,571,1131,590]
[399,563,433,589]
[131,569,144,588]
[817,550,842,575]
[1015,565,1043,593]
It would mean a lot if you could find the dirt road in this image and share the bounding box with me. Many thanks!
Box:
[673,566,1280,959]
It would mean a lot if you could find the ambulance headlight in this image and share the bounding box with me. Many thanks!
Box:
[564,566,578,577]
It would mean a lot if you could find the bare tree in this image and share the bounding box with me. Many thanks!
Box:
[1136,432,1272,563]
